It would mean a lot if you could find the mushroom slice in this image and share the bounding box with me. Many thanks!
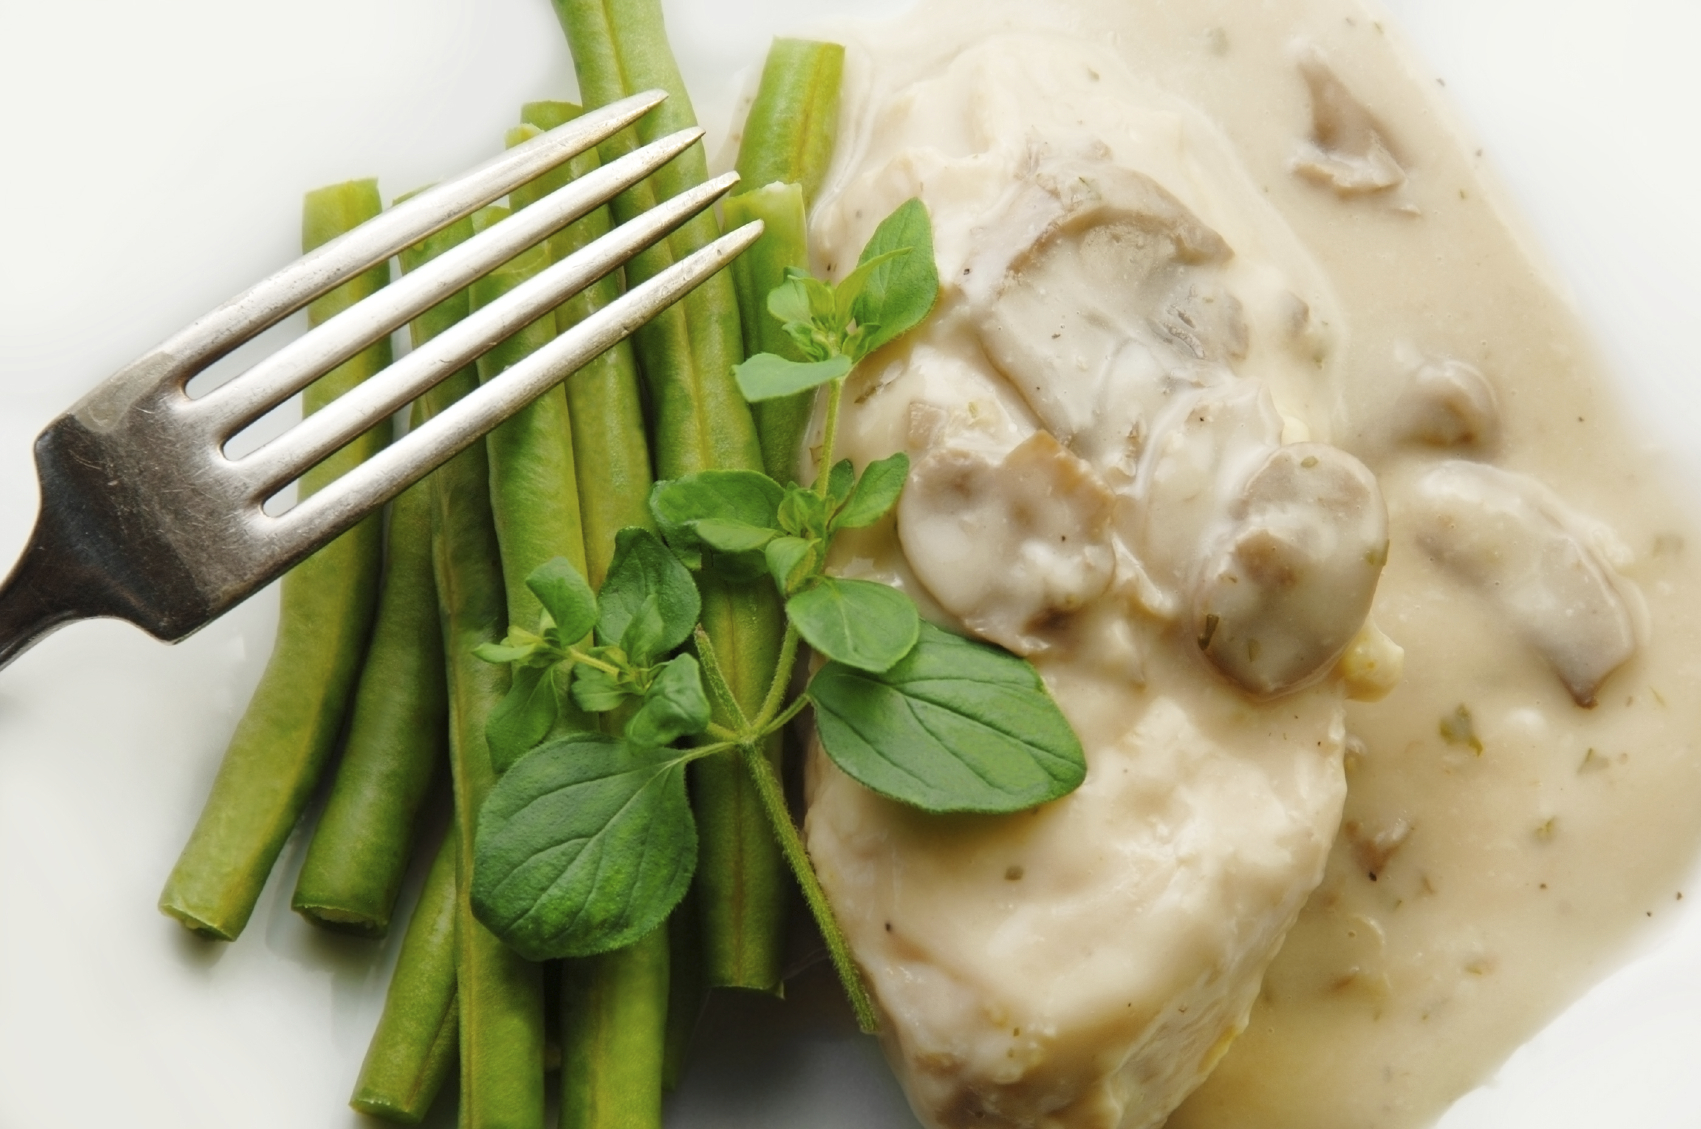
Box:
[1291,47,1406,197]
[1193,444,1389,697]
[972,167,1243,466]
[1120,382,1286,611]
[1395,356,1501,449]
[898,432,1116,654]
[1410,461,1640,706]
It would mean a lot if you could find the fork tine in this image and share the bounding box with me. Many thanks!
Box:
[147,89,668,385]
[192,125,706,440]
[272,220,764,564]
[234,171,742,501]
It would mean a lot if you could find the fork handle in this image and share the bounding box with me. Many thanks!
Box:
[0,425,209,672]
[0,510,97,670]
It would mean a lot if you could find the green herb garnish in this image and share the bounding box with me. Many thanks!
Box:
[466,199,1087,1030]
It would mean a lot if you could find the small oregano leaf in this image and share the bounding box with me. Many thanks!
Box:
[598,527,700,654]
[734,352,853,403]
[833,247,909,325]
[471,735,697,960]
[624,654,712,749]
[650,471,785,553]
[525,558,598,643]
[786,577,920,673]
[833,452,910,530]
[847,198,939,361]
[765,536,817,596]
[571,661,632,714]
[827,459,856,507]
[689,518,780,554]
[486,664,560,774]
[777,487,829,539]
[474,640,542,666]
[808,621,1087,813]
[768,269,835,341]
[621,595,668,669]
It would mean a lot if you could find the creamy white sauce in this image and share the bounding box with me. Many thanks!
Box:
[777,1,1701,1127]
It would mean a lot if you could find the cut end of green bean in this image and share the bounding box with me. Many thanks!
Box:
[522,100,583,131]
[157,898,239,942]
[293,900,387,938]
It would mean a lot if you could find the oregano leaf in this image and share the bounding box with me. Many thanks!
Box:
[598,527,700,654]
[787,577,920,673]
[847,197,939,361]
[651,471,785,553]
[620,595,668,669]
[777,486,830,539]
[571,662,632,714]
[624,654,712,749]
[470,735,697,960]
[689,518,781,554]
[474,640,542,666]
[485,663,560,774]
[524,558,598,643]
[768,269,835,335]
[833,247,909,325]
[826,459,856,508]
[765,535,818,596]
[734,352,852,403]
[833,452,910,530]
[808,621,1086,813]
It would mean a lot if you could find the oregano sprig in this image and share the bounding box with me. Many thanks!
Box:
[465,199,1087,1033]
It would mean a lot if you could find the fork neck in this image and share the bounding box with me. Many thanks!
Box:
[0,509,97,671]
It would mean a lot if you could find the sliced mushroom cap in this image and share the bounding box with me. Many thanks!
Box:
[1395,357,1501,449]
[1193,444,1389,697]
[1410,461,1640,707]
[898,431,1116,654]
[1291,47,1406,197]
[1120,381,1286,611]
[972,167,1245,465]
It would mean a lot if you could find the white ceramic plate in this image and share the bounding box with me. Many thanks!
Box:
[0,1,1697,1126]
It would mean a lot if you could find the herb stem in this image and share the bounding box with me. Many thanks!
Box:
[565,648,622,677]
[691,625,748,732]
[752,623,801,732]
[680,741,736,763]
[814,377,848,498]
[736,740,877,1033]
[759,693,810,740]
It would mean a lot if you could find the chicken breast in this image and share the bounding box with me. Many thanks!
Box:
[801,28,1390,1129]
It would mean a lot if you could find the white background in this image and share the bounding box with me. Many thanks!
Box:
[0,0,1697,1126]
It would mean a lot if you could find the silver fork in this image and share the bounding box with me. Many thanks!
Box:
[0,89,758,671]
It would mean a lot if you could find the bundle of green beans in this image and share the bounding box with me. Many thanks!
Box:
[154,18,849,1126]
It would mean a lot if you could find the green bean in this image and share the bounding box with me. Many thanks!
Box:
[661,891,705,1091]
[468,239,590,620]
[555,0,790,999]
[398,195,546,1129]
[725,184,812,483]
[561,926,669,1128]
[730,38,845,483]
[338,204,481,1125]
[158,180,390,941]
[350,827,459,1123]
[517,102,654,581]
[292,407,447,936]
[735,39,845,208]
[552,0,762,475]
[512,101,674,1128]
[430,362,547,1129]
